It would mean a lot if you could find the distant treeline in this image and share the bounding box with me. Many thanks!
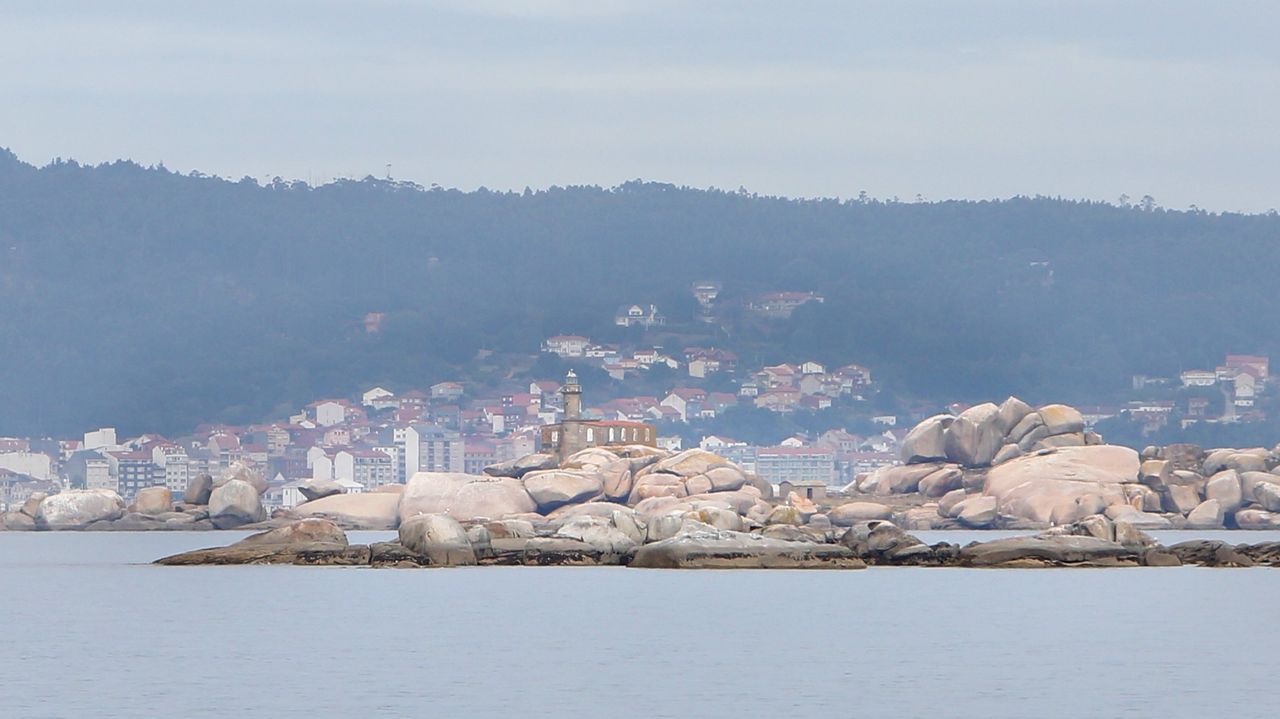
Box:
[1,148,1278,436]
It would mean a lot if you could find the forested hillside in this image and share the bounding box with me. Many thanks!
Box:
[2,148,1278,436]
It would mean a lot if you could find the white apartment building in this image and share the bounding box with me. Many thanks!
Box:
[405,425,464,475]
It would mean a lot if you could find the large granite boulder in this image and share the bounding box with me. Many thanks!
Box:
[215,461,268,494]
[1138,460,1173,490]
[1035,433,1086,450]
[208,480,267,529]
[958,534,1138,567]
[918,466,964,497]
[683,506,742,532]
[983,445,1138,525]
[184,473,214,504]
[900,415,952,463]
[1256,482,1280,512]
[1,512,36,530]
[1008,411,1045,444]
[21,492,47,517]
[519,536,620,566]
[239,518,348,547]
[787,491,819,519]
[632,529,864,569]
[1016,425,1052,453]
[651,449,727,478]
[992,444,1022,466]
[1201,449,1235,476]
[36,489,126,530]
[1125,484,1163,513]
[627,474,687,504]
[294,493,402,529]
[761,524,823,543]
[483,453,558,479]
[562,447,621,471]
[938,489,969,518]
[766,506,804,526]
[466,525,493,559]
[828,502,893,526]
[298,479,347,502]
[399,513,476,566]
[995,396,1035,436]
[156,528,366,566]
[644,514,684,543]
[1166,539,1255,567]
[1240,472,1278,502]
[522,470,604,512]
[686,489,759,515]
[860,463,944,494]
[134,486,173,516]
[599,459,635,501]
[1038,404,1085,435]
[554,516,638,553]
[1204,470,1245,513]
[484,518,537,539]
[943,403,1003,467]
[631,495,686,519]
[704,465,748,492]
[400,472,537,523]
[1103,504,1172,529]
[545,501,634,522]
[838,521,934,564]
[1226,452,1267,473]
[1235,508,1280,529]
[1164,484,1202,514]
[683,473,713,496]
[954,495,998,528]
[611,509,645,544]
[1186,499,1224,529]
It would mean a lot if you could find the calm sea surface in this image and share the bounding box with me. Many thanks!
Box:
[2,530,1278,719]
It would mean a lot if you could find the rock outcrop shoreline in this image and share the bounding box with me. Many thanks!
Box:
[155,515,1280,570]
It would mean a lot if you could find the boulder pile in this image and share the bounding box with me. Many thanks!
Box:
[0,460,270,532]
[289,446,777,534]
[846,397,1280,531]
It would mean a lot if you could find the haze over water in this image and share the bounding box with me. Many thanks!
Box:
[3,532,1277,718]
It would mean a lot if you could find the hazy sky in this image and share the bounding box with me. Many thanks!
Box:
[2,1,1278,211]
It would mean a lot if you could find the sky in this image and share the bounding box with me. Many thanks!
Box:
[1,0,1278,211]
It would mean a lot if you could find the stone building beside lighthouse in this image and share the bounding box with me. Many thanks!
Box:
[540,370,657,460]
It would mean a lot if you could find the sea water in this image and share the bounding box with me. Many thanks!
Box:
[1,531,1277,718]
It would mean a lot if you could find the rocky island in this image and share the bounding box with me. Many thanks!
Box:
[6,397,1280,570]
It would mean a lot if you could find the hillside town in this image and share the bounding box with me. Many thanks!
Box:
[0,351,894,514]
[8,267,1265,515]
[3,344,1273,516]
[1123,354,1273,431]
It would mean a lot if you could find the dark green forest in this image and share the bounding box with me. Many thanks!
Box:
[2,148,1278,437]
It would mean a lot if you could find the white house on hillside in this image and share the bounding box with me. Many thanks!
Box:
[614,304,666,327]
[543,335,590,358]
[314,401,346,427]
